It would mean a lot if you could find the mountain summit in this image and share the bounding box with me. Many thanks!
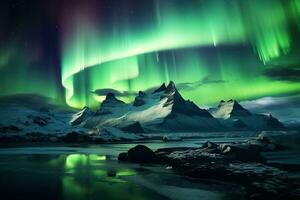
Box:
[210,99,251,119]
[209,100,284,130]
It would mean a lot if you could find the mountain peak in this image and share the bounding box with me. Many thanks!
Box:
[133,91,147,107]
[70,106,94,126]
[153,83,167,93]
[138,91,146,97]
[100,92,125,109]
[212,99,251,119]
[105,92,117,100]
[165,81,176,94]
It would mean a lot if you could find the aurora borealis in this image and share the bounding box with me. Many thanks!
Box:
[1,0,300,109]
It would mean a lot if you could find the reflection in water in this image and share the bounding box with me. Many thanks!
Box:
[0,153,166,200]
[52,153,164,200]
[0,144,247,200]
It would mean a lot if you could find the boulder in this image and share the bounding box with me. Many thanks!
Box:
[118,152,129,161]
[118,145,156,163]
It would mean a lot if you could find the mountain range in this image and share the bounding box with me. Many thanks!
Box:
[72,81,285,133]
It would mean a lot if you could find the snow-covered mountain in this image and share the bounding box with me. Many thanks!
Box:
[209,100,284,130]
[0,94,77,135]
[0,84,287,138]
[77,81,223,132]
[70,106,94,126]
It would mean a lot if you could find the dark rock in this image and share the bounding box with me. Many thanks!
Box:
[133,91,146,107]
[118,152,129,161]
[121,122,144,133]
[133,92,147,107]
[119,145,156,163]
[133,98,145,107]
[138,91,146,97]
[118,142,300,200]
[153,83,167,93]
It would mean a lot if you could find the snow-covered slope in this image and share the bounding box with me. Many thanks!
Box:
[77,81,223,132]
[70,106,94,126]
[209,100,284,131]
[209,100,251,119]
[0,94,78,135]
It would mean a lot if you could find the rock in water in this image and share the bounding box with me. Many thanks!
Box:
[118,145,156,163]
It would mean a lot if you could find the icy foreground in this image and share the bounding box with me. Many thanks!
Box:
[118,133,300,200]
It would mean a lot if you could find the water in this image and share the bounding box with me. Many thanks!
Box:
[0,138,252,200]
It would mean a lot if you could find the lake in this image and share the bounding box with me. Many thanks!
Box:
[0,136,280,200]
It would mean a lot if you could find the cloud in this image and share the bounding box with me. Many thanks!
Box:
[91,88,136,97]
[176,76,227,90]
[240,94,300,122]
[264,66,300,82]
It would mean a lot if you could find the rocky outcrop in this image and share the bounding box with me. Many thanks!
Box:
[118,140,300,200]
[118,145,156,163]
[97,93,126,115]
[133,91,147,107]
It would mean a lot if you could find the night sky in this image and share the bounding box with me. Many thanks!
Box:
[0,0,300,110]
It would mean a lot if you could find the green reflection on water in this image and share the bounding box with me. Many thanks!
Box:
[53,153,160,200]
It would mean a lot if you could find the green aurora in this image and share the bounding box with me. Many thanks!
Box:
[61,0,300,108]
[1,0,300,109]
